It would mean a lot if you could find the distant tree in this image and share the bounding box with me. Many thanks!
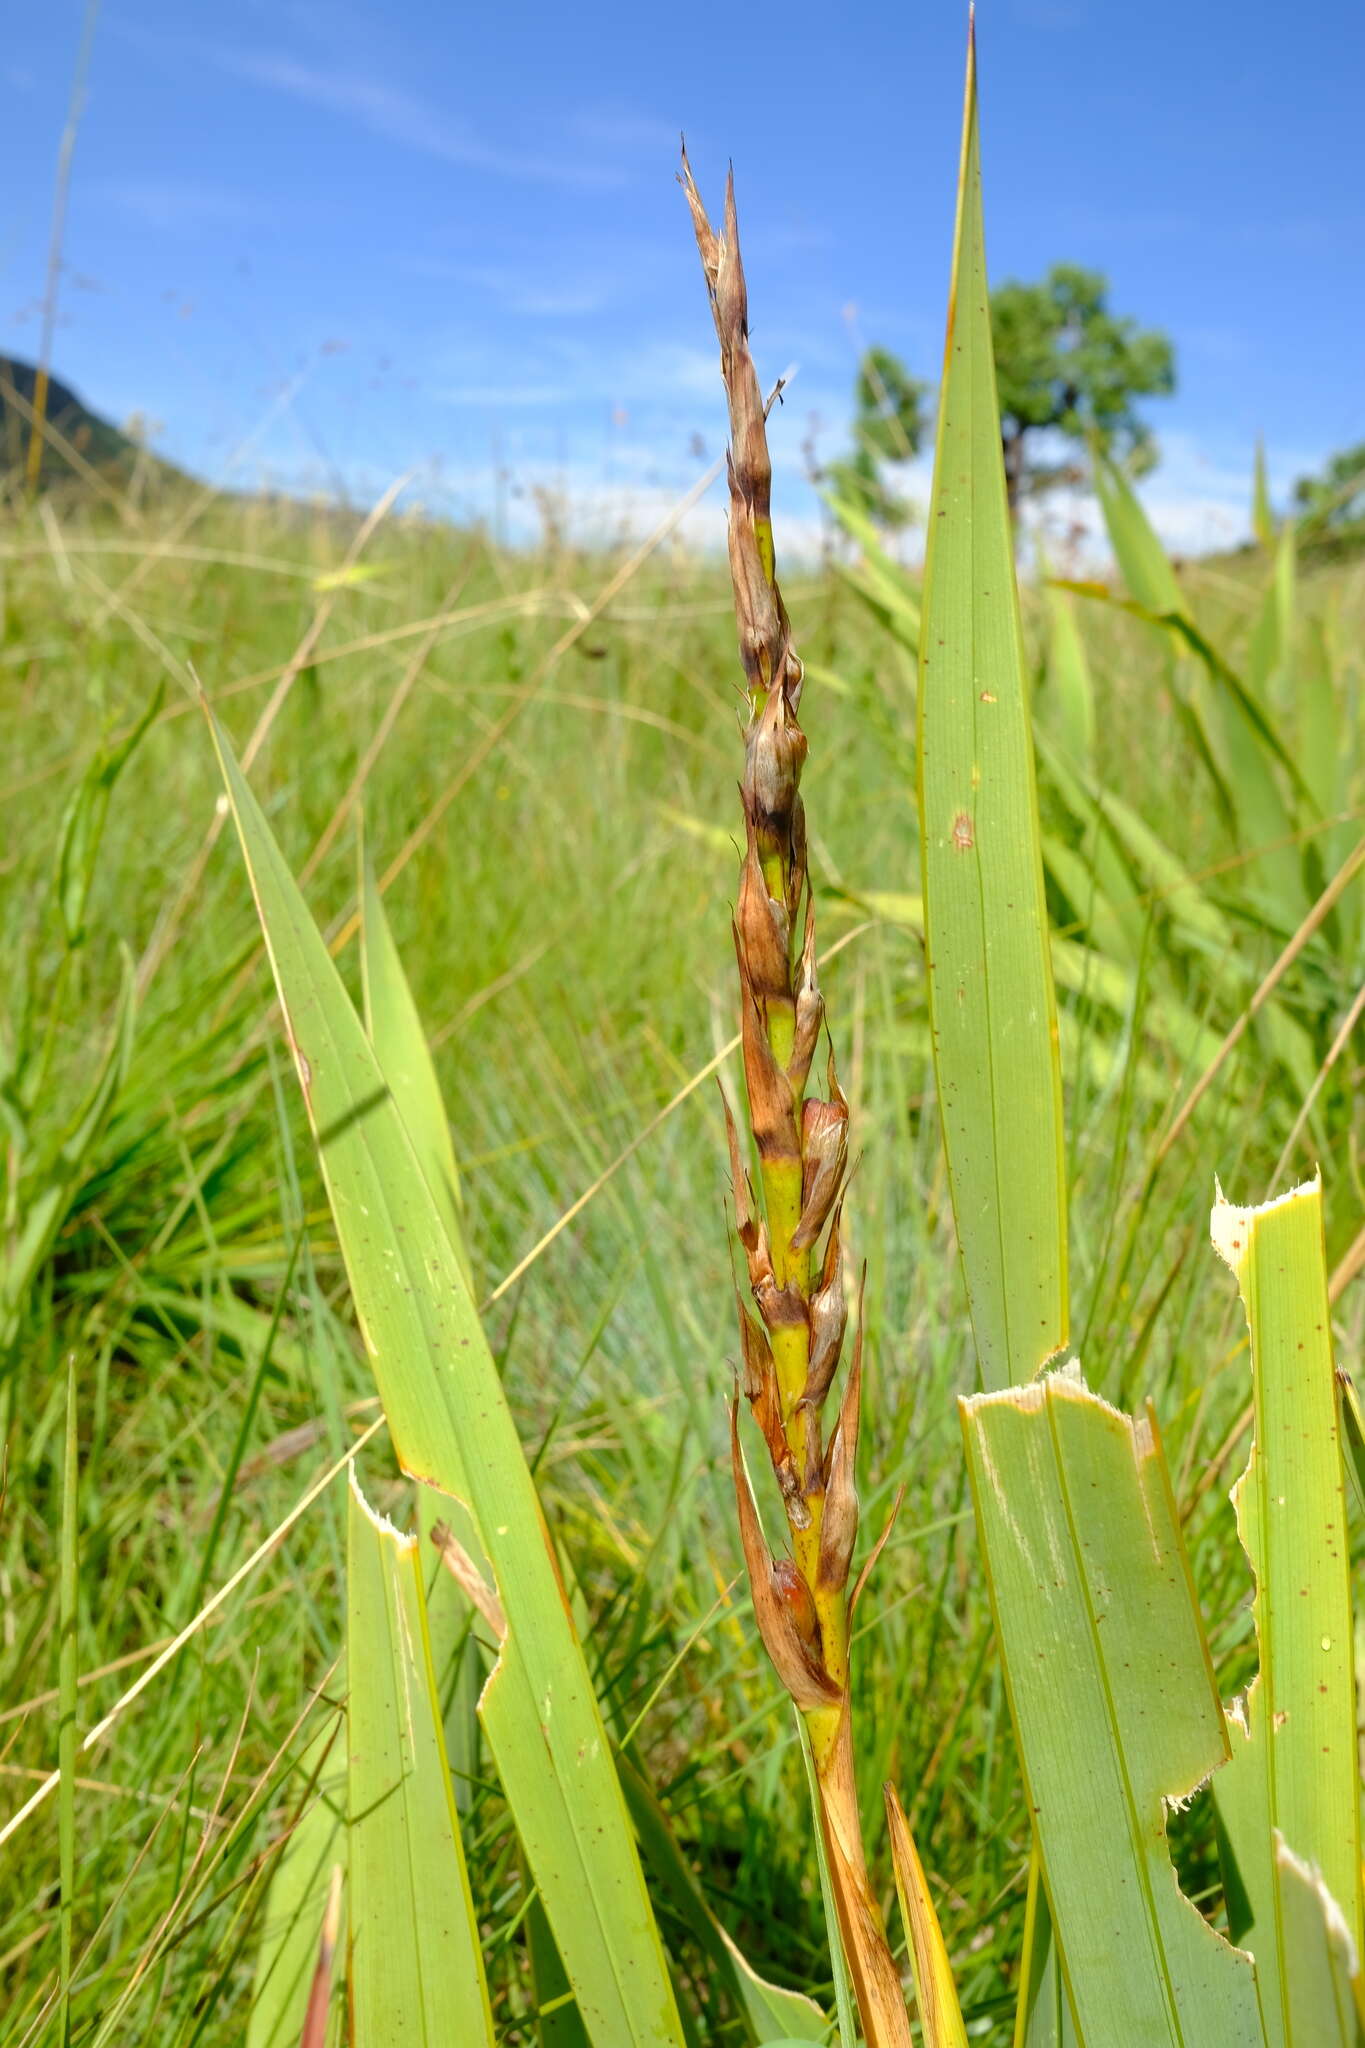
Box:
[823,346,928,530]
[989,265,1175,513]
[1292,441,1365,553]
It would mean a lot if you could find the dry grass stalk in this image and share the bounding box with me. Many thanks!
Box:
[682,151,912,2047]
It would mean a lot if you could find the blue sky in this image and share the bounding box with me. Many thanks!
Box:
[3,0,1362,554]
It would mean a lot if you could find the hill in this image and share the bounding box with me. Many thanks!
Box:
[0,353,157,483]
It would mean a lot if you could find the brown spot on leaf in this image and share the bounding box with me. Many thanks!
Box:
[952,811,975,852]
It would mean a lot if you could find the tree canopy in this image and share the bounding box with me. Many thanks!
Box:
[989,264,1175,510]
[822,270,1174,531]
[1292,441,1365,553]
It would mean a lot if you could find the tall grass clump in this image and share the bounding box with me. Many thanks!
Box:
[0,20,1362,2048]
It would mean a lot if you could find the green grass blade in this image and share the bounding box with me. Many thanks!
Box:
[358,837,470,1285]
[1087,460,1308,927]
[208,709,685,2047]
[247,1720,347,2048]
[526,1885,592,2046]
[58,1353,79,2039]
[1043,584,1095,772]
[1210,1177,1362,2044]
[961,1369,1263,2045]
[1053,570,1307,816]
[617,1750,830,2045]
[1092,452,1190,622]
[1335,1366,1365,1522]
[1037,732,1233,962]
[1272,1840,1365,2046]
[359,833,485,1786]
[1245,526,1296,709]
[1,945,135,1352]
[347,1471,494,2046]
[55,679,166,948]
[826,490,922,655]
[1252,440,1275,551]
[917,27,1067,1388]
[1013,1849,1078,2048]
[796,1715,858,2048]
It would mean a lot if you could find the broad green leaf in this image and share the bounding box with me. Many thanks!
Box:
[961,1368,1263,2045]
[209,711,686,2047]
[1211,1178,1362,2045]
[916,30,1067,1389]
[247,1719,346,2048]
[1272,1838,1365,2046]
[347,1472,494,2046]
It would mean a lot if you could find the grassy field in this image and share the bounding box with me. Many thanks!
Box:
[1,467,1362,2041]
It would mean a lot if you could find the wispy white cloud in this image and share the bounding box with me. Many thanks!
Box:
[213,45,624,190]
[399,257,618,320]
[95,179,257,232]
[428,381,569,409]
[567,107,680,156]
[426,336,724,413]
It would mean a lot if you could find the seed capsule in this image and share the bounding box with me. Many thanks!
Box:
[772,1558,820,1650]
[792,1083,849,1252]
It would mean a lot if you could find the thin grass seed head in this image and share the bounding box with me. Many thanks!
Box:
[683,149,869,1706]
